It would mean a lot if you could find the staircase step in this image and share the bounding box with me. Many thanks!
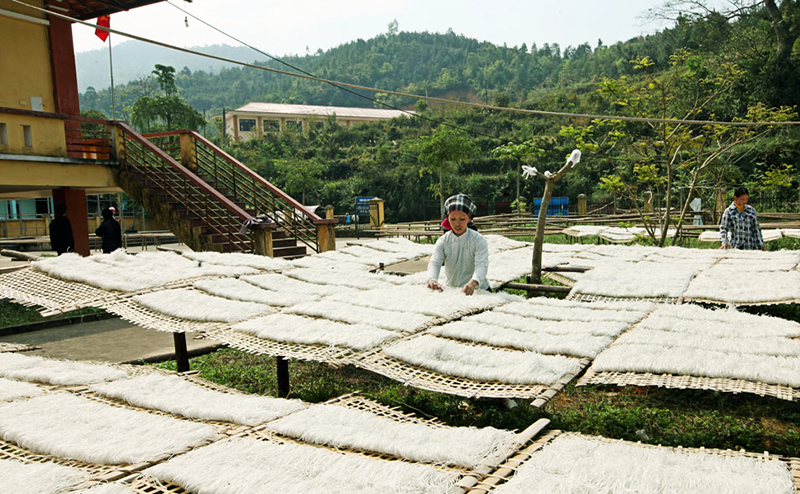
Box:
[273,246,307,258]
[273,238,297,249]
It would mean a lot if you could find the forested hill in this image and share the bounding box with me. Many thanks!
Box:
[80,20,729,118]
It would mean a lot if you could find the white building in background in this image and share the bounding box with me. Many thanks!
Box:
[225,102,412,141]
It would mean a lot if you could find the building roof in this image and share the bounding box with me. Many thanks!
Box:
[233,102,411,120]
[55,0,166,20]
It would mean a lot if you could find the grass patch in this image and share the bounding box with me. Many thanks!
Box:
[0,300,105,330]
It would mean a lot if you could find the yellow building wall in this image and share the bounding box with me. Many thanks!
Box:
[0,0,54,112]
[0,160,117,188]
[0,113,66,155]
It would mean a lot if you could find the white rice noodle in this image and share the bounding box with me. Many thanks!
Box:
[782,228,800,239]
[542,243,594,254]
[593,343,800,387]
[613,328,800,357]
[761,229,785,242]
[285,300,433,332]
[290,255,372,271]
[74,483,137,494]
[494,434,794,494]
[133,289,272,323]
[324,285,521,318]
[338,244,410,265]
[90,374,305,425]
[599,226,646,243]
[0,377,44,402]
[375,237,436,257]
[145,436,456,494]
[243,273,355,297]
[698,230,721,242]
[0,353,128,385]
[384,335,583,385]
[182,251,292,271]
[487,248,535,287]
[684,268,800,304]
[571,260,708,298]
[495,299,652,323]
[643,304,800,338]
[33,251,258,292]
[0,457,88,494]
[484,235,530,254]
[588,244,660,260]
[466,311,629,338]
[304,249,381,266]
[284,268,402,290]
[232,313,398,350]
[0,393,218,465]
[429,319,614,358]
[193,278,309,306]
[562,225,608,237]
[266,403,518,468]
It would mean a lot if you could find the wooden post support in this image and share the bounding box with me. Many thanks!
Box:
[251,224,274,257]
[179,132,197,169]
[173,332,190,372]
[277,356,289,397]
[316,221,336,252]
[577,194,587,216]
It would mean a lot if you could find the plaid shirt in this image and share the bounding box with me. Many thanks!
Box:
[720,202,764,250]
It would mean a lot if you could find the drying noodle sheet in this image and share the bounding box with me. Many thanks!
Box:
[243,273,354,297]
[467,312,630,337]
[0,393,217,465]
[0,353,128,385]
[487,248,536,287]
[145,436,456,494]
[0,458,88,494]
[384,335,583,385]
[90,374,306,425]
[285,300,433,332]
[698,230,722,242]
[0,377,44,402]
[599,226,646,243]
[324,285,520,318]
[232,313,397,350]
[782,228,800,239]
[761,229,784,242]
[643,304,800,338]
[571,260,710,298]
[193,278,309,306]
[495,299,652,323]
[562,225,608,237]
[429,319,614,358]
[613,328,800,357]
[133,289,272,323]
[74,483,137,494]
[32,251,258,292]
[371,237,435,257]
[588,244,660,260]
[714,252,800,271]
[290,255,372,271]
[182,251,292,271]
[542,243,594,254]
[484,235,531,254]
[284,268,402,290]
[266,403,517,468]
[684,267,800,304]
[338,245,411,265]
[494,434,794,494]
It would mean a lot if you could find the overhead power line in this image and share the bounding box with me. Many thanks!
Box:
[13,0,800,128]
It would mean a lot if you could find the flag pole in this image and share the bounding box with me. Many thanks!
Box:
[108,32,116,120]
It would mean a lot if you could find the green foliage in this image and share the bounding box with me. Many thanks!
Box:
[130,65,204,133]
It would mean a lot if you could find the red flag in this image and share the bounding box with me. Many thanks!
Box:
[95,15,110,42]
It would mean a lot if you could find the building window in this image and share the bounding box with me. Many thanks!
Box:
[286,120,302,130]
[314,121,325,129]
[238,119,256,132]
[22,125,32,147]
[263,120,280,132]
[0,123,7,146]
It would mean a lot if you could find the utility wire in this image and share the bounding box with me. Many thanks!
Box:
[164,1,503,141]
[13,0,800,128]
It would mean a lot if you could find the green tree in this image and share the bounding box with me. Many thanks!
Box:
[275,156,325,205]
[493,140,545,214]
[130,65,205,133]
[415,127,479,215]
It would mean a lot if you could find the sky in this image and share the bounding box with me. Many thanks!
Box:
[71,0,674,56]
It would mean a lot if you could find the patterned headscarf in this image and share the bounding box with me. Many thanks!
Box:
[444,194,477,218]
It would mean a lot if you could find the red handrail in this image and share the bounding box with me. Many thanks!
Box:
[116,123,252,222]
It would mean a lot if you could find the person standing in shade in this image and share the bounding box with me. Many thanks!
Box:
[426,194,489,296]
[720,186,765,251]
[49,203,74,255]
[95,208,122,253]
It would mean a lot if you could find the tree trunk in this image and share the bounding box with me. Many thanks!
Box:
[531,179,555,285]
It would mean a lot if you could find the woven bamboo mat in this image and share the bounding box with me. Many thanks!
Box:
[541,271,577,286]
[567,292,682,304]
[577,368,800,402]
[683,294,800,307]
[321,392,449,429]
[0,439,129,482]
[204,328,358,366]
[0,342,38,353]
[464,430,800,493]
[0,268,113,313]
[116,474,186,494]
[355,350,589,404]
[101,299,229,334]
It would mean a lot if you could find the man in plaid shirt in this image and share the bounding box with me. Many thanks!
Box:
[720,187,765,250]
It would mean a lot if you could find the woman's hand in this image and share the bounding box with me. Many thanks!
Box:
[427,280,442,291]
[462,280,479,296]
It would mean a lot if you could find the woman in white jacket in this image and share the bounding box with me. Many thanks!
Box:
[426,194,489,296]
